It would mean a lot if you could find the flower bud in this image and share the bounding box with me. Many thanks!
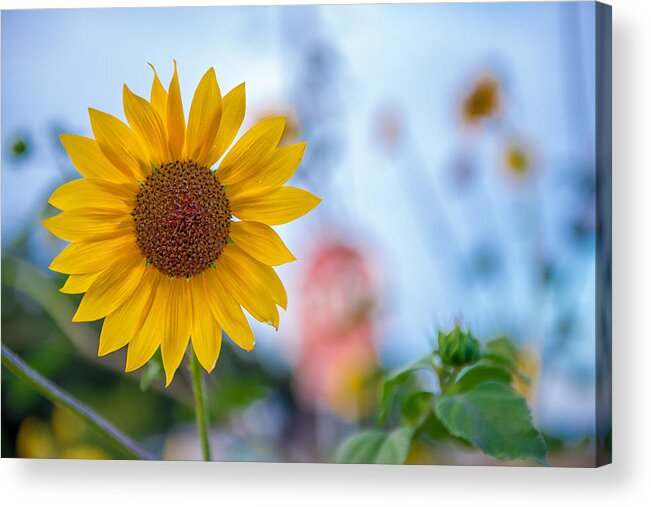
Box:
[438,326,481,366]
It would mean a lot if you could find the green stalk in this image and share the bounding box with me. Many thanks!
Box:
[189,349,212,461]
[1,344,154,460]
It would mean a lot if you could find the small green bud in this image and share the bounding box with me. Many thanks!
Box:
[12,139,27,156]
[438,325,481,366]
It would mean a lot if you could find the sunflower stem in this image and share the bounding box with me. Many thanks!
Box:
[1,344,154,460]
[189,349,212,461]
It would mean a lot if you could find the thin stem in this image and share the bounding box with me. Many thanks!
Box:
[189,349,212,461]
[1,344,154,460]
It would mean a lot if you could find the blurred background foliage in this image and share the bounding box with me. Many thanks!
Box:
[2,3,601,465]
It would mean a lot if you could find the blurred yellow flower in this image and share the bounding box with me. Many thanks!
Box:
[462,76,500,124]
[44,63,320,385]
[504,142,532,178]
[16,417,56,459]
[16,406,110,460]
[323,349,377,422]
[513,346,540,400]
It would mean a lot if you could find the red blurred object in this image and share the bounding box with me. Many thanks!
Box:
[294,237,380,421]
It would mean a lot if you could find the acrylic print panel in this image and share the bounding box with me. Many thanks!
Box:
[1,1,611,467]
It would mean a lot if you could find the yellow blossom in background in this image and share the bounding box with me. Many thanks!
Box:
[324,349,377,422]
[462,76,500,124]
[16,417,56,459]
[503,142,532,178]
[513,346,540,401]
[44,63,320,385]
[16,406,110,460]
[404,441,435,465]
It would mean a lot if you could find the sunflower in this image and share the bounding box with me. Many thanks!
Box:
[44,63,320,385]
[462,75,500,125]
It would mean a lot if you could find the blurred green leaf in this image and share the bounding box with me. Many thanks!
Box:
[420,410,471,447]
[482,336,531,384]
[376,427,414,464]
[435,381,547,464]
[209,374,270,421]
[139,355,163,392]
[1,257,96,356]
[334,430,386,464]
[542,432,565,452]
[378,354,433,424]
[483,336,518,369]
[334,427,414,464]
[452,361,512,393]
[400,391,434,428]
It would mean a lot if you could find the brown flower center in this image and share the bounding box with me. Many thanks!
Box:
[132,160,231,278]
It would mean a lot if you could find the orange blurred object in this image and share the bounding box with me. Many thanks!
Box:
[462,75,501,125]
[294,238,380,422]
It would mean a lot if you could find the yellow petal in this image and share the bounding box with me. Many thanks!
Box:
[125,272,168,372]
[98,267,159,356]
[190,278,222,372]
[166,61,186,159]
[123,85,168,165]
[161,277,192,386]
[43,208,133,242]
[50,234,137,275]
[230,186,321,226]
[217,245,279,329]
[48,178,136,212]
[60,135,130,183]
[72,245,146,322]
[148,63,168,126]
[226,142,306,200]
[60,273,100,294]
[216,116,285,185]
[229,221,295,266]
[205,83,246,167]
[224,244,287,310]
[89,108,148,181]
[185,67,222,165]
[200,269,255,351]
[265,262,287,310]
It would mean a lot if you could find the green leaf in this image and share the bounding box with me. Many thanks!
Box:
[453,362,512,393]
[334,430,386,464]
[376,427,414,464]
[334,427,414,464]
[400,391,435,428]
[139,355,163,392]
[482,337,531,384]
[483,336,518,368]
[542,432,566,452]
[435,381,547,464]
[420,410,473,447]
[378,354,433,424]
